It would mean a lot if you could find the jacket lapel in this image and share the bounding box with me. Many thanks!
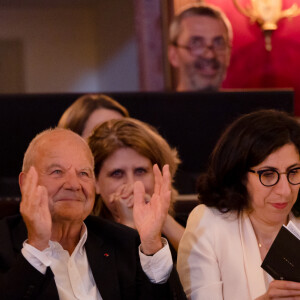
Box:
[239,213,267,299]
[289,213,300,230]
[85,230,121,300]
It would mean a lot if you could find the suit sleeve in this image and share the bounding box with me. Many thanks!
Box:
[134,235,186,299]
[0,216,58,300]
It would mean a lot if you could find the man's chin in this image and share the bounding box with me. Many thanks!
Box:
[51,202,92,221]
[190,77,220,91]
[192,72,223,91]
[52,210,89,223]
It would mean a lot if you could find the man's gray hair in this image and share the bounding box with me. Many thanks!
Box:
[169,3,233,45]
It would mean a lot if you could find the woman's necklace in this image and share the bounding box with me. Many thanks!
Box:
[249,213,288,251]
[257,239,273,261]
[258,241,269,250]
[257,237,274,250]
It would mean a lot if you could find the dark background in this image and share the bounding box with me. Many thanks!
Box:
[0,90,294,197]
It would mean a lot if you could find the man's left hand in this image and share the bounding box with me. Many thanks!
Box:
[133,164,171,255]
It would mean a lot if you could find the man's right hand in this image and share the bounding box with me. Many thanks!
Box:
[20,166,52,251]
[110,184,135,228]
[112,184,152,229]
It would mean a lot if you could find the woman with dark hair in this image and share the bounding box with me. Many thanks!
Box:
[177,110,300,299]
[88,117,184,251]
[58,94,129,139]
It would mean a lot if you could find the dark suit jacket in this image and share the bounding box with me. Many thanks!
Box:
[0,215,186,300]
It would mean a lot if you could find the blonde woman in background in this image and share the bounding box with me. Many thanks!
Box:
[58,93,129,139]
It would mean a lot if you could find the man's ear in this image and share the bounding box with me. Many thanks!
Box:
[225,46,231,68]
[168,44,180,68]
[19,172,25,193]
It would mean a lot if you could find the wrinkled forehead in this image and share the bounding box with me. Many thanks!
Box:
[179,15,228,40]
[37,130,94,167]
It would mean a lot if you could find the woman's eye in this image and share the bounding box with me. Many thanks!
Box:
[289,168,299,175]
[135,168,147,175]
[262,171,275,178]
[110,169,123,178]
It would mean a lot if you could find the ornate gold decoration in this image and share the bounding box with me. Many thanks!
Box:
[233,0,300,51]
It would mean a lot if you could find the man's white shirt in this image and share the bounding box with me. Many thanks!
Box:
[22,223,173,300]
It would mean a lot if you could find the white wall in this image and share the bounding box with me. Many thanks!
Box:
[95,0,139,92]
[0,1,139,93]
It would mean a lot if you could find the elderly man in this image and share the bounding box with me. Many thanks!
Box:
[0,128,185,299]
[168,3,232,92]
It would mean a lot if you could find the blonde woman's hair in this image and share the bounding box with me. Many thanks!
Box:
[88,118,180,218]
[58,94,129,136]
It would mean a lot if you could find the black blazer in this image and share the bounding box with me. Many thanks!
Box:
[0,215,186,300]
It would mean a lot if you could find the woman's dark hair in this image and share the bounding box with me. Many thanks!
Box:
[58,94,129,136]
[197,109,300,215]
